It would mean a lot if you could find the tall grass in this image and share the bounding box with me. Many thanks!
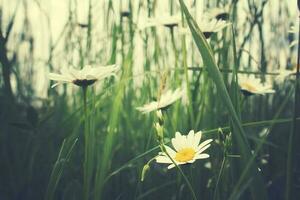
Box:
[0,0,299,200]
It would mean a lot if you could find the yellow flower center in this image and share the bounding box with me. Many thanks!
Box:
[175,148,196,162]
[240,82,257,92]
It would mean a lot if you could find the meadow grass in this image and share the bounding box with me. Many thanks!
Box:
[0,0,299,200]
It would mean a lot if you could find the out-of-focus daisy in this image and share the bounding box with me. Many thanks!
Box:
[120,3,130,18]
[179,18,230,38]
[121,10,131,18]
[49,64,120,88]
[238,74,275,96]
[199,18,230,38]
[205,5,230,21]
[288,26,299,48]
[276,65,297,83]
[156,130,212,169]
[138,15,181,30]
[136,88,183,113]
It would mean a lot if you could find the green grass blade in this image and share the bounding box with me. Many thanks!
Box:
[178,1,267,199]
[94,52,132,200]
[45,138,78,200]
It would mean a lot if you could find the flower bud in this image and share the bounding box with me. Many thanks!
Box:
[154,122,164,140]
[156,110,164,124]
[141,164,150,182]
[156,110,163,119]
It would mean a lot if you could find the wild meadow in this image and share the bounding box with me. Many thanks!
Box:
[0,0,299,199]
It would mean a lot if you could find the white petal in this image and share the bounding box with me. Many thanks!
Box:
[197,139,213,151]
[193,131,202,148]
[156,155,172,164]
[86,74,98,80]
[92,65,120,80]
[164,146,177,157]
[175,131,182,139]
[60,68,75,79]
[167,164,176,169]
[172,137,182,151]
[48,73,72,82]
[187,130,195,140]
[187,159,196,164]
[136,101,159,114]
[197,144,211,154]
[51,82,63,88]
[69,68,82,80]
[171,132,186,151]
[195,153,210,159]
[82,65,92,74]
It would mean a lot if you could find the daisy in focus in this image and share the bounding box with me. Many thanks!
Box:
[49,64,120,88]
[238,74,275,96]
[156,130,213,169]
[136,88,183,114]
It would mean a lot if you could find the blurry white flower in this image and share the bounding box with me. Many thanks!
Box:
[261,158,268,165]
[205,5,230,20]
[179,18,230,38]
[259,128,269,137]
[136,88,183,113]
[199,18,230,38]
[238,74,275,95]
[204,161,212,169]
[288,26,298,48]
[138,15,181,30]
[156,130,212,169]
[276,66,297,83]
[49,64,120,88]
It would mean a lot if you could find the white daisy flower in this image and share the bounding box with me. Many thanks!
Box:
[238,74,275,95]
[49,64,120,88]
[204,5,230,21]
[138,15,181,30]
[156,130,213,169]
[136,88,183,114]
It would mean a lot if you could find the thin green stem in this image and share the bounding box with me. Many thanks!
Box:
[213,155,226,200]
[82,86,90,200]
[181,14,195,127]
[103,117,300,185]
[159,143,198,200]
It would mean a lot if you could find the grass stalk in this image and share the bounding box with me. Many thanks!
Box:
[159,143,198,200]
[285,14,300,200]
[82,86,93,200]
[178,1,267,198]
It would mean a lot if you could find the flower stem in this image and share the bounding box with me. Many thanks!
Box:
[159,143,198,200]
[82,86,91,200]
[155,110,197,200]
[213,154,226,200]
